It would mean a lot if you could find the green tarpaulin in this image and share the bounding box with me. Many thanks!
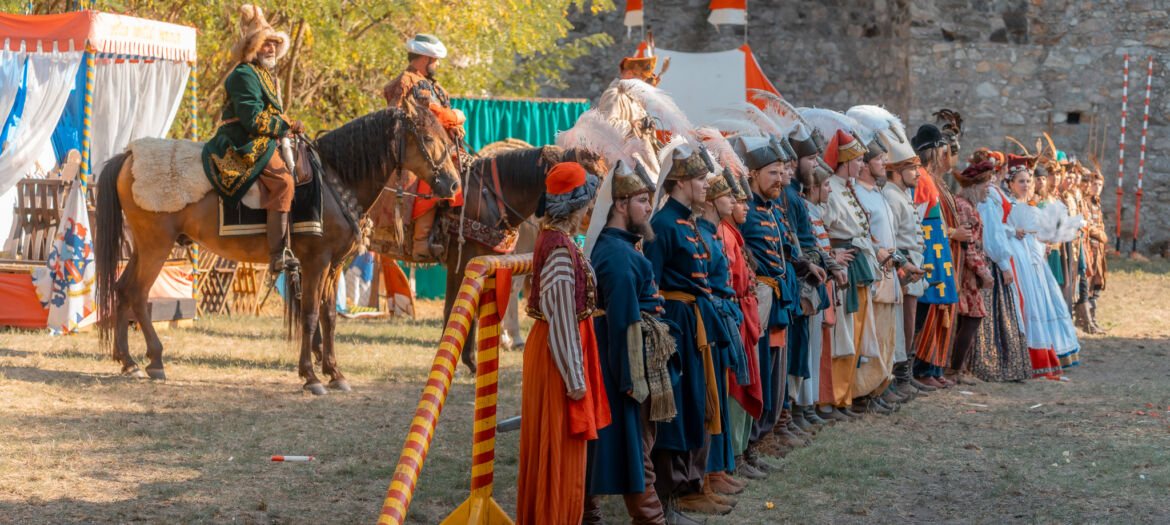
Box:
[405,96,591,299]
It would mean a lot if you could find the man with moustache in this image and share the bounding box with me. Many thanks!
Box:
[882,134,935,396]
[382,34,467,261]
[733,136,805,460]
[584,165,674,525]
[202,5,305,275]
[819,129,881,419]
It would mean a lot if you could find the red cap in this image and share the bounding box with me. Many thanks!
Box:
[822,129,863,171]
[1006,154,1034,175]
[545,162,588,195]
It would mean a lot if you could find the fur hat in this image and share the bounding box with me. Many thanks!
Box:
[910,124,946,152]
[956,161,994,187]
[230,5,290,64]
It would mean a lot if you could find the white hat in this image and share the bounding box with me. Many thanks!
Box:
[406,34,447,59]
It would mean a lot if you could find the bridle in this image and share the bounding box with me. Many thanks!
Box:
[394,114,458,199]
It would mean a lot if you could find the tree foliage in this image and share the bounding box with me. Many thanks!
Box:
[8,0,613,135]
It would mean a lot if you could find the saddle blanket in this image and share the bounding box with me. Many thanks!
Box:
[218,169,323,237]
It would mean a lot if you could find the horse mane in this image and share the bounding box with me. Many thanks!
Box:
[314,108,408,186]
[471,146,559,188]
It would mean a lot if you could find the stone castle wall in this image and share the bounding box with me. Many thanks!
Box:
[548,0,1170,252]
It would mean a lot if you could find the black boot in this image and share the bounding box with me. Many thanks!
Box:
[267,210,299,274]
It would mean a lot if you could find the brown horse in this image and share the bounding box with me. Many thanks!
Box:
[439,145,605,373]
[95,105,460,394]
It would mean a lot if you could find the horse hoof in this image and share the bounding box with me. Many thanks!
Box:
[146,368,166,381]
[328,379,352,392]
[121,366,147,379]
[304,383,328,396]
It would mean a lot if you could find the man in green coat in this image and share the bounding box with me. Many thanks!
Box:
[202,4,306,273]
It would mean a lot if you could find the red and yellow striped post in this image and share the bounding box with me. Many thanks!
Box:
[378,254,532,525]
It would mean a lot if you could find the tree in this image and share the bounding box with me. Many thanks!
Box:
[9,0,613,135]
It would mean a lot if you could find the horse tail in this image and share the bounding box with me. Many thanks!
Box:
[96,152,129,358]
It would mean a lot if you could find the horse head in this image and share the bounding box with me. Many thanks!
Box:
[401,102,461,199]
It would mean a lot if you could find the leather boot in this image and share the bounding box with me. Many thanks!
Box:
[772,427,808,448]
[1074,302,1092,332]
[734,456,767,479]
[1088,296,1106,332]
[841,406,865,419]
[873,396,899,412]
[818,405,850,423]
[909,377,937,392]
[623,487,667,525]
[706,471,745,495]
[664,500,707,525]
[791,406,818,434]
[787,419,812,440]
[582,495,604,525]
[700,476,737,508]
[857,397,892,415]
[803,405,831,426]
[718,470,748,490]
[266,210,298,274]
[410,207,440,262]
[744,443,783,472]
[678,492,732,515]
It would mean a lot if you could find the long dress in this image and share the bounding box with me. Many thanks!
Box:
[517,236,610,525]
[970,186,1032,381]
[1005,196,1080,378]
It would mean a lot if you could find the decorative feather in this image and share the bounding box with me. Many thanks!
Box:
[712,103,786,138]
[1005,136,1031,156]
[846,105,907,144]
[616,79,696,140]
[555,109,643,173]
[696,127,748,179]
[933,108,963,137]
[801,108,859,139]
[707,118,765,137]
[653,135,691,207]
[748,89,813,139]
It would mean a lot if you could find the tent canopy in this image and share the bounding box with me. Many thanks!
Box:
[636,43,780,127]
[0,11,196,60]
[0,11,197,250]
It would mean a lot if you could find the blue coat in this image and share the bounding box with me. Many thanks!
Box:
[587,227,665,495]
[645,198,725,452]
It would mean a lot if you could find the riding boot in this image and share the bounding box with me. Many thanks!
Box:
[267,210,297,274]
[1088,294,1106,332]
[582,495,604,525]
[623,487,667,525]
[411,207,439,262]
[1074,302,1092,332]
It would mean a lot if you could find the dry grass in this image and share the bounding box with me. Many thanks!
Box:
[1,256,1168,524]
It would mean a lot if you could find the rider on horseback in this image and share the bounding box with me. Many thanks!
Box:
[383,34,467,261]
[201,4,306,275]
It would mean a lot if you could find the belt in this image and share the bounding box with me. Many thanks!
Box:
[660,290,721,435]
[757,276,781,299]
[218,117,240,127]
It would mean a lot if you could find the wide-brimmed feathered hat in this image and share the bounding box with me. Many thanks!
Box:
[230,5,290,64]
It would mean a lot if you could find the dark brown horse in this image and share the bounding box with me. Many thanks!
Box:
[95,105,460,394]
[439,145,604,372]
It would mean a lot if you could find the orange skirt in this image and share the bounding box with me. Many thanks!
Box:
[516,319,610,525]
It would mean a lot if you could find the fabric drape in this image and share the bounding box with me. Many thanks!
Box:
[449,97,590,152]
[0,48,82,195]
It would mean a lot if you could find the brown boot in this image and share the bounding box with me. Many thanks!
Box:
[622,487,667,525]
[772,427,808,448]
[410,207,440,262]
[1074,302,1092,332]
[706,471,745,494]
[818,405,850,423]
[582,495,604,524]
[701,477,737,508]
[266,210,298,274]
[677,493,732,515]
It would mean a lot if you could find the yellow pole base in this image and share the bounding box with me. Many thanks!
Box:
[439,495,514,525]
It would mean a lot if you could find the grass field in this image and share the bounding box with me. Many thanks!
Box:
[1,257,1169,524]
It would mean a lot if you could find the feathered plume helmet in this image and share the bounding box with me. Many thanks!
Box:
[933,108,963,154]
[556,109,653,197]
[847,105,907,154]
[230,4,290,64]
[619,30,670,86]
[697,127,748,180]
[615,79,697,142]
[801,108,868,169]
[749,89,823,158]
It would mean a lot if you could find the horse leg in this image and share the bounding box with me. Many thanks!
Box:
[319,272,349,391]
[298,264,328,395]
[113,255,144,377]
[129,243,173,380]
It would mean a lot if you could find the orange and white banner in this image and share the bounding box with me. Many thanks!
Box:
[708,0,747,26]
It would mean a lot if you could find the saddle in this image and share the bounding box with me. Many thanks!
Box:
[219,137,325,238]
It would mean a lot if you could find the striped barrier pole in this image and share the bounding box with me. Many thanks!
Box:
[79,46,95,190]
[1131,56,1154,254]
[378,254,532,525]
[1114,54,1129,254]
[185,62,201,308]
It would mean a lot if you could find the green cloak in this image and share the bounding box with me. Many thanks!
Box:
[201,63,291,206]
